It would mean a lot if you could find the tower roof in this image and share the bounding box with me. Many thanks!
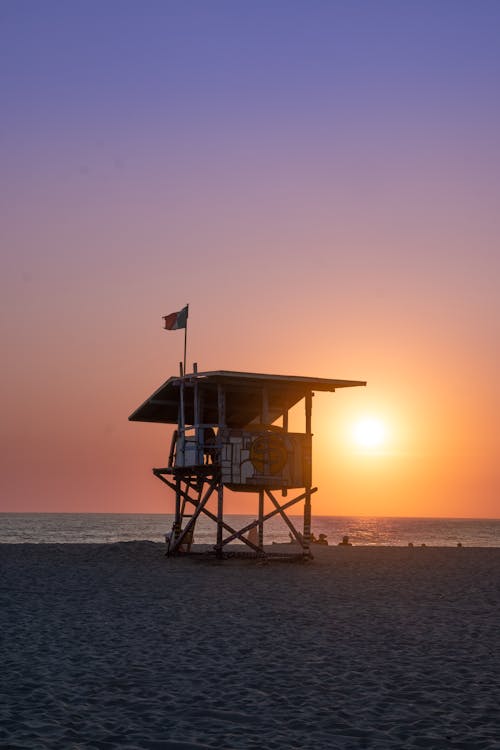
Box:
[129,370,366,427]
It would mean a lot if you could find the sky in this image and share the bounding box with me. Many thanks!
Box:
[2,0,500,518]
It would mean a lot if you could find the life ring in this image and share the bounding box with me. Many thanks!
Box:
[250,434,288,475]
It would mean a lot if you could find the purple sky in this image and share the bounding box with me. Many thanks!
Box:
[2,1,500,516]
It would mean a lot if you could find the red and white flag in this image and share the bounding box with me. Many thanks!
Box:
[162,305,188,330]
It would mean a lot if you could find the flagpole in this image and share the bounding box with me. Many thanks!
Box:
[183,304,189,376]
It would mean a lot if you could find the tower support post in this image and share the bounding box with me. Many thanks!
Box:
[303,390,313,558]
[258,490,264,550]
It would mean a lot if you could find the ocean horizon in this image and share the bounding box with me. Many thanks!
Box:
[1,512,499,547]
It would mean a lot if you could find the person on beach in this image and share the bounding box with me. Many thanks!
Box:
[165,528,174,555]
[248,526,258,546]
[165,523,190,554]
[309,532,328,545]
[338,535,352,546]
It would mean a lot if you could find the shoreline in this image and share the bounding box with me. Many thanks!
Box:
[2,540,500,549]
[2,543,500,748]
[3,515,500,548]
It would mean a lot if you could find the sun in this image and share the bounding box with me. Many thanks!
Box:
[351,417,387,450]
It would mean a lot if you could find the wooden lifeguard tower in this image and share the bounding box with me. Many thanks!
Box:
[129,366,365,559]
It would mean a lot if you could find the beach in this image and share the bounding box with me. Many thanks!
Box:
[1,543,500,749]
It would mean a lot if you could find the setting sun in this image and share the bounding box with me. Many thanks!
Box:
[352,417,387,449]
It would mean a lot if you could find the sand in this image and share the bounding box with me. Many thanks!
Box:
[1,543,500,749]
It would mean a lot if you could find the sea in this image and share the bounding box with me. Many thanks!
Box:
[1,513,500,547]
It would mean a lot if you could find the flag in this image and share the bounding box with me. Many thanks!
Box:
[162,305,188,330]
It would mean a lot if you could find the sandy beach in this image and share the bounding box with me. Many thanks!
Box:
[1,543,500,749]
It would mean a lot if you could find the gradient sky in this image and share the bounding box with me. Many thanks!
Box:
[2,1,500,517]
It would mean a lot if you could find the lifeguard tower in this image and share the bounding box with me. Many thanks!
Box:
[129,366,365,559]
